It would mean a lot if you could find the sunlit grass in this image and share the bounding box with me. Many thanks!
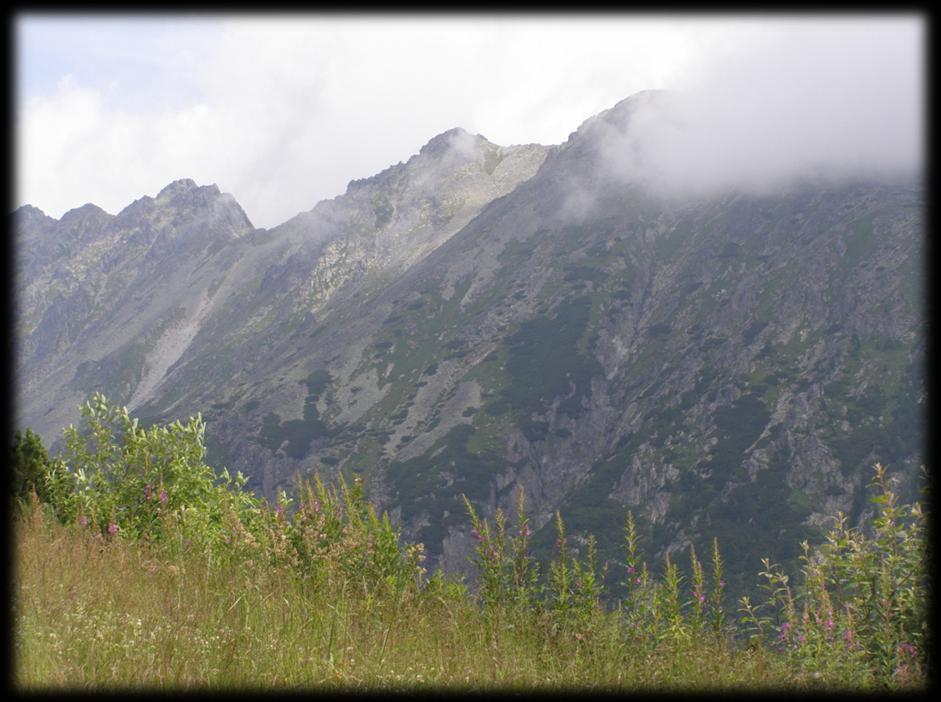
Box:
[15,506,800,690]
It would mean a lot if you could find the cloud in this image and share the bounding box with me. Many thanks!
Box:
[16,16,924,227]
[16,16,703,227]
[593,18,924,199]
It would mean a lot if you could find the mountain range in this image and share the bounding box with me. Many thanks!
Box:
[14,91,925,593]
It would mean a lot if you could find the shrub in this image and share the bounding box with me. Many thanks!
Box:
[739,463,928,687]
[10,428,53,502]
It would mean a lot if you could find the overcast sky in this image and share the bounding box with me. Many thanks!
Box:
[15,14,924,229]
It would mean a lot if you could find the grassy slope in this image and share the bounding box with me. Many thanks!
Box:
[14,506,913,692]
[11,513,774,690]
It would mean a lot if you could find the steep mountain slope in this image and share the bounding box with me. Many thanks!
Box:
[14,92,924,594]
[14,130,548,451]
[15,180,254,437]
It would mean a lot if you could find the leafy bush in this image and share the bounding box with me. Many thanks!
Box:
[738,463,928,687]
[10,428,53,502]
[33,393,262,556]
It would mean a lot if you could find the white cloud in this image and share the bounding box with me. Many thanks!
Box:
[16,15,924,228]
[594,17,924,199]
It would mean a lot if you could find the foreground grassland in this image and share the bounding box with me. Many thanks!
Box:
[15,511,791,690]
[11,394,929,691]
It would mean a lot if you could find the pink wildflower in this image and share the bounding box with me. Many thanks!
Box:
[144,483,153,500]
[779,622,790,641]
[159,490,168,504]
[275,504,284,517]
[78,514,88,529]
[108,521,117,536]
[472,529,485,543]
[719,580,726,588]
[635,577,641,585]
[844,628,854,648]
[627,564,635,575]
[825,618,834,630]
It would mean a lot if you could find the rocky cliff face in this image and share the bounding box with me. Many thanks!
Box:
[15,179,254,435]
[14,93,924,594]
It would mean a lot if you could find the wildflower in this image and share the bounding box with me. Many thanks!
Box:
[825,618,833,631]
[78,514,88,529]
[519,522,530,539]
[719,580,726,589]
[779,621,790,641]
[699,593,706,604]
[144,483,153,500]
[844,628,853,648]
[472,530,485,543]
[159,490,168,504]
[627,564,635,575]
[276,504,284,517]
[108,521,117,536]
[635,577,641,585]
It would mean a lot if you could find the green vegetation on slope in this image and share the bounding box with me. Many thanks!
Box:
[488,295,603,438]
[259,370,334,458]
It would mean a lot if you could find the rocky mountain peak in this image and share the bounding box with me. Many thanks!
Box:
[156,178,205,199]
[418,127,489,158]
[12,204,55,228]
[14,203,47,217]
[157,178,227,209]
[58,202,112,226]
[574,89,669,137]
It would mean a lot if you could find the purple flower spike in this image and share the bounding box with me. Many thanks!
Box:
[108,521,117,536]
[159,490,168,504]
[627,564,635,575]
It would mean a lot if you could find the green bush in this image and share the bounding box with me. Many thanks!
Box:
[739,463,928,687]
[10,428,53,502]
[32,393,263,556]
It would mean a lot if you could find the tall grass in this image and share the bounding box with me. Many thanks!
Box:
[11,394,929,690]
